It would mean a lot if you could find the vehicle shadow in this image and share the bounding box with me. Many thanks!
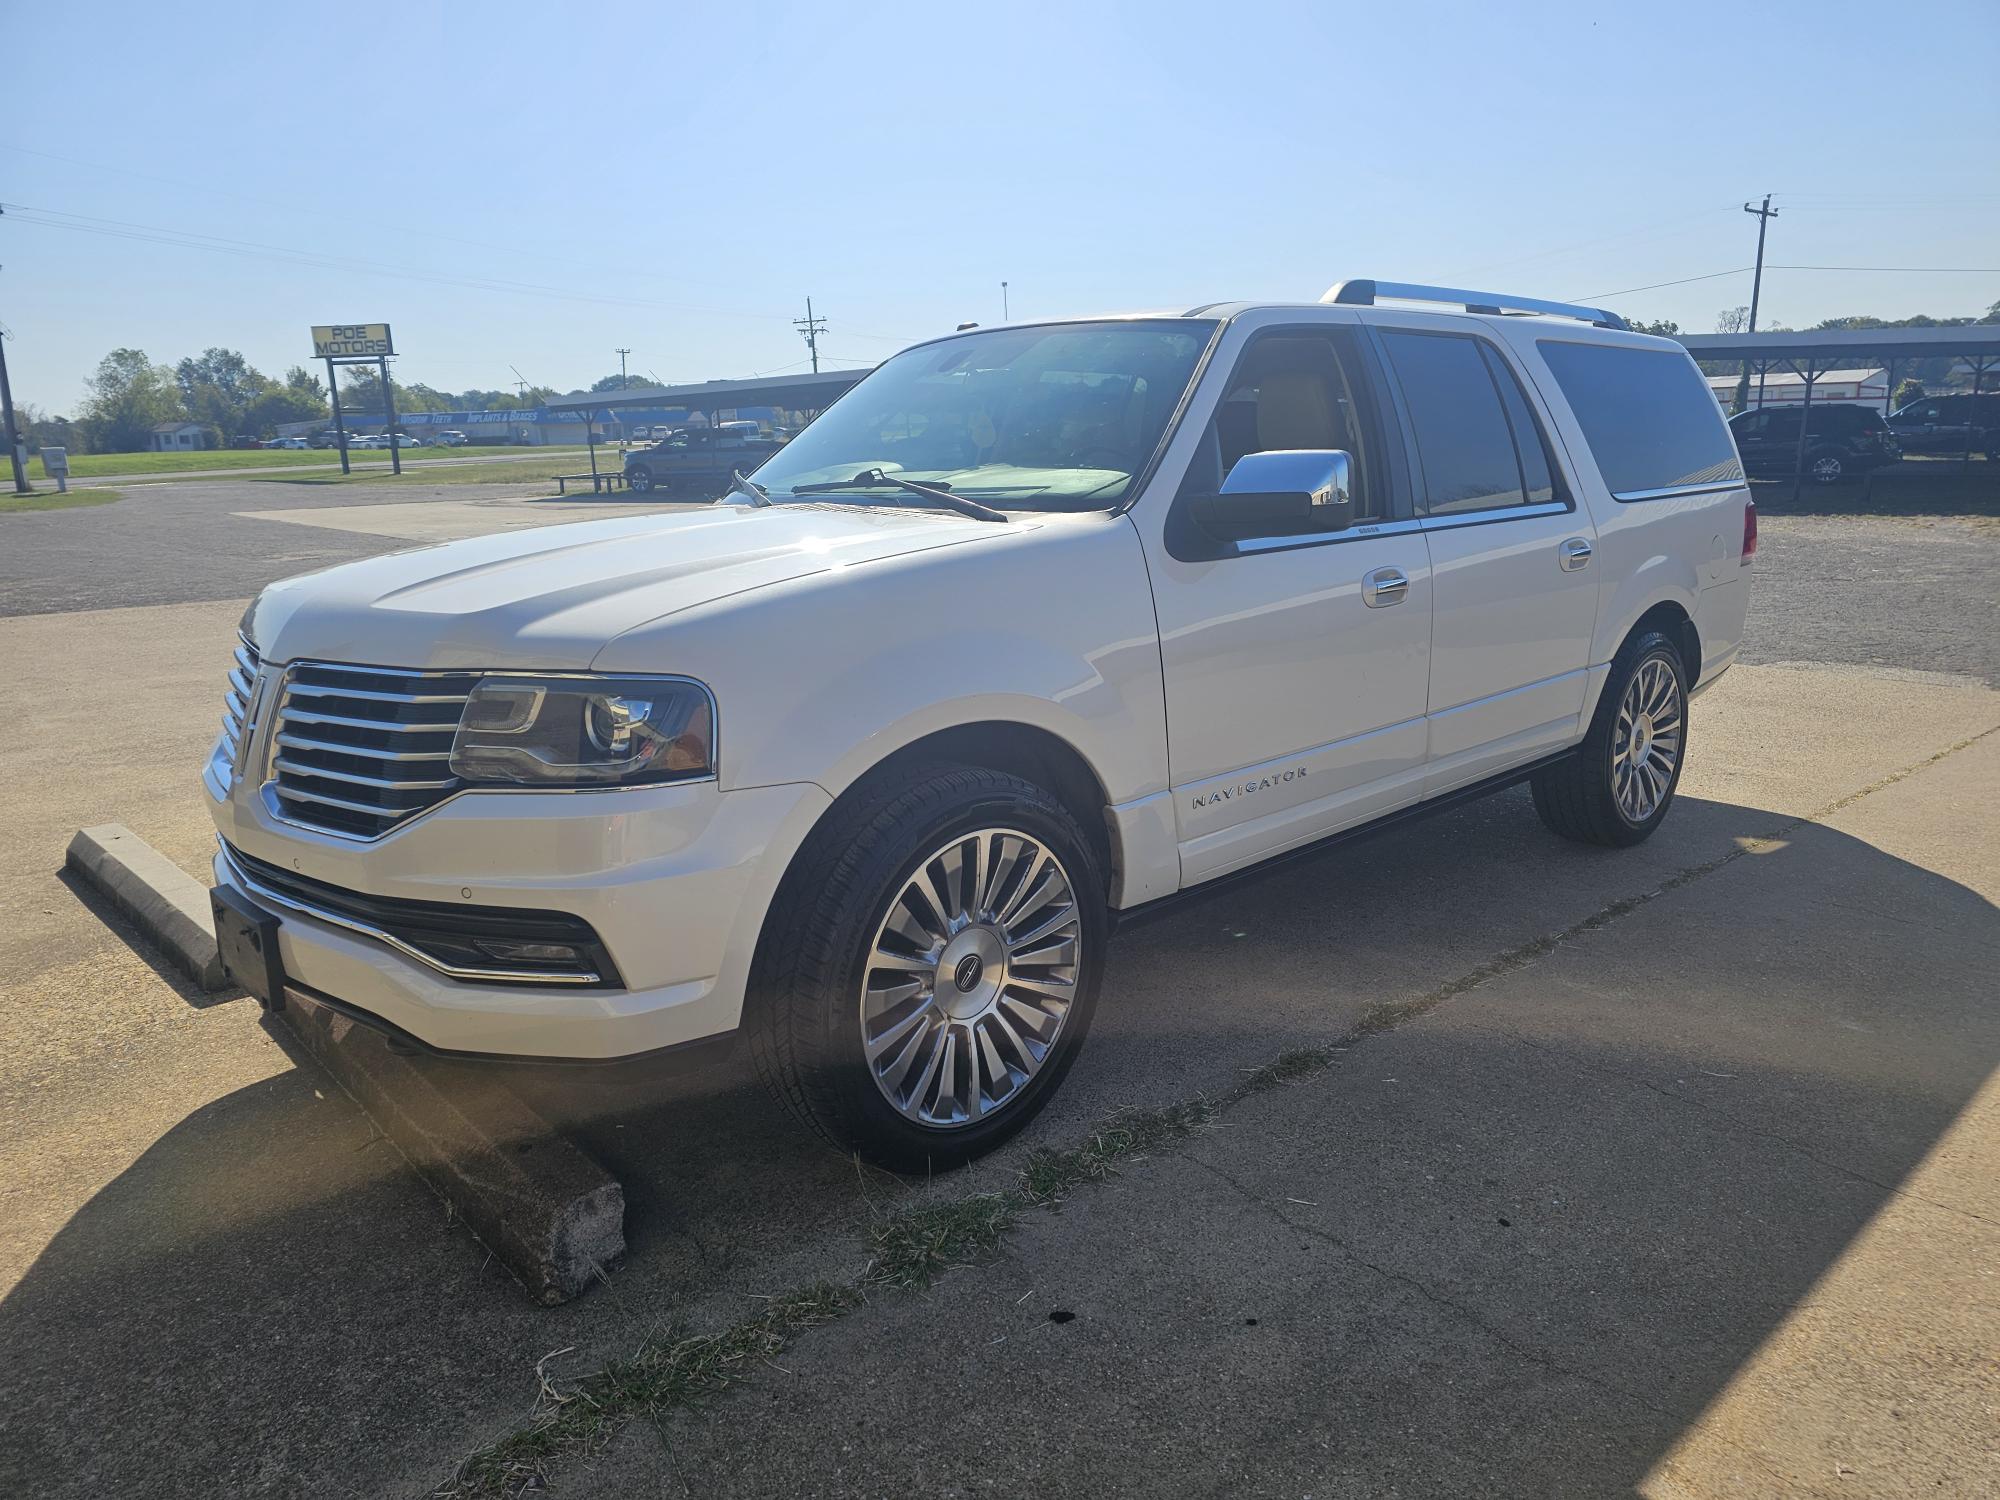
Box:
[2,790,1993,1498]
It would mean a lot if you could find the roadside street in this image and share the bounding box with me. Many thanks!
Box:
[0,486,1994,1496]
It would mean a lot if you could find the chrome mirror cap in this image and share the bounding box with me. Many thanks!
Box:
[1220,449,1354,510]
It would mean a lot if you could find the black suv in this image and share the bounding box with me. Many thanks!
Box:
[1887,393,1997,457]
[1727,404,1900,484]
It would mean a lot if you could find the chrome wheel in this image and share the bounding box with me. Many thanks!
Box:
[1612,657,1683,824]
[1811,454,1843,484]
[859,828,1081,1129]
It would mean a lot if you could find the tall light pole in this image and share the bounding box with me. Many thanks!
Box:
[1001,281,1010,321]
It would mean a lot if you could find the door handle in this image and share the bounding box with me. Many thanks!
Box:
[1559,537,1593,572]
[1362,566,1409,607]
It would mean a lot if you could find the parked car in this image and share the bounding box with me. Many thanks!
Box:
[390,432,423,448]
[349,434,390,450]
[1886,392,1998,458]
[433,430,470,447]
[1726,403,1899,484]
[623,423,785,496]
[306,430,348,449]
[208,280,1752,1170]
[264,436,310,450]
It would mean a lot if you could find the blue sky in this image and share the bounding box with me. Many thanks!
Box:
[6,0,1997,410]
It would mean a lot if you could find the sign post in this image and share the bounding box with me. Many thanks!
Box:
[311,324,397,479]
[325,357,349,475]
[380,354,402,476]
[40,446,69,493]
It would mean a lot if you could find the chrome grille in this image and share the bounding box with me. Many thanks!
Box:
[266,662,478,839]
[218,639,262,786]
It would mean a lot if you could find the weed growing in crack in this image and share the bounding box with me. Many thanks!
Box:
[435,1282,856,1498]
[863,1193,1016,1291]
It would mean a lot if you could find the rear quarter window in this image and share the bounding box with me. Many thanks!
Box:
[1537,340,1744,498]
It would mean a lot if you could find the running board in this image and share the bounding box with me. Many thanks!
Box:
[1112,750,1575,931]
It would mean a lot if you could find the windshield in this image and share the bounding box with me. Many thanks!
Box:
[750,320,1216,512]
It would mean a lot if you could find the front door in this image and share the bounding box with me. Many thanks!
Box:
[1139,321,1434,886]
[1368,326,1601,796]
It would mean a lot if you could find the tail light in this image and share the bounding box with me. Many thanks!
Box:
[1742,499,1758,565]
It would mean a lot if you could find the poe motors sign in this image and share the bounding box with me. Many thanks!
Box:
[314,323,402,475]
[312,323,395,358]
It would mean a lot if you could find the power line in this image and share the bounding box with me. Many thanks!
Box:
[1580,263,2000,301]
[1579,269,1752,300]
[0,201,933,346]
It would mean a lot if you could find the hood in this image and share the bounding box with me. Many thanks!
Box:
[248,503,1022,670]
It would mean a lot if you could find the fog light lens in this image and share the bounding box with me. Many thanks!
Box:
[473,938,584,966]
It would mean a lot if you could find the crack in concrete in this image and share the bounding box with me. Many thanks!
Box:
[1499,1031,1995,1230]
[1182,1151,1699,1422]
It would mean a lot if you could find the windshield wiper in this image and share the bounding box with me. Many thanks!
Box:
[789,468,1007,523]
[727,470,772,507]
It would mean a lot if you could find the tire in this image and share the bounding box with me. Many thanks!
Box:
[747,764,1107,1172]
[626,465,655,494]
[1532,630,1687,848]
[1807,449,1845,484]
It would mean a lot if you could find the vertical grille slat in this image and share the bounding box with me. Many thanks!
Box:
[215,639,261,788]
[264,662,477,839]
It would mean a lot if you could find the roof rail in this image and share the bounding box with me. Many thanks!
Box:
[1321,279,1629,331]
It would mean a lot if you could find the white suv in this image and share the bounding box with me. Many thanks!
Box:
[206,281,1753,1169]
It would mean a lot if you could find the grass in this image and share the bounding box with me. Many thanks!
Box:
[268,455,642,489]
[0,486,122,514]
[438,1283,858,1498]
[30,444,613,480]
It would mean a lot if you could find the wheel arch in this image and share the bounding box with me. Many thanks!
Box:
[1583,594,1702,726]
[739,718,1125,1032]
[1628,599,1702,689]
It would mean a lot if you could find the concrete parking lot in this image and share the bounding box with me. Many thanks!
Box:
[1,473,1995,1497]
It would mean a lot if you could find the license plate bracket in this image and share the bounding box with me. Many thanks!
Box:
[211,884,285,1010]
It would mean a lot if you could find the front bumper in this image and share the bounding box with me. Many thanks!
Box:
[207,770,829,1059]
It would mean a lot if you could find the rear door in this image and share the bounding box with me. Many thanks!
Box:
[1369,324,1601,796]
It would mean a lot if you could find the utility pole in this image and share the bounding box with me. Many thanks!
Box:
[1002,281,1010,321]
[1743,194,1779,409]
[793,297,827,374]
[615,347,631,389]
[0,322,26,494]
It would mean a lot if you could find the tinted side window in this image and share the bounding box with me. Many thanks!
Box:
[1539,341,1743,496]
[1382,331,1527,515]
[1187,328,1389,524]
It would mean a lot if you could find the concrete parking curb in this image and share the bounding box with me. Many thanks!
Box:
[276,990,626,1305]
[65,823,229,990]
[66,822,626,1303]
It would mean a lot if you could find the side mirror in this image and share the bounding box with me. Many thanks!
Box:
[1186,449,1355,544]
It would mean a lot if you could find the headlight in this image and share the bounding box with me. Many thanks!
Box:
[449,675,714,788]
[238,597,260,650]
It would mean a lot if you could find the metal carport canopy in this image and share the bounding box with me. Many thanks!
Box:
[1674,325,2000,364]
[542,369,873,416]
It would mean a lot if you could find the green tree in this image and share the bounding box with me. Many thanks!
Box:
[175,347,271,441]
[1626,317,1681,336]
[77,348,180,452]
[284,364,328,400]
[244,386,328,436]
[1891,378,1925,410]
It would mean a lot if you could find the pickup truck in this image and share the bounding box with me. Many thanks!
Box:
[208,279,1753,1170]
[623,423,785,496]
